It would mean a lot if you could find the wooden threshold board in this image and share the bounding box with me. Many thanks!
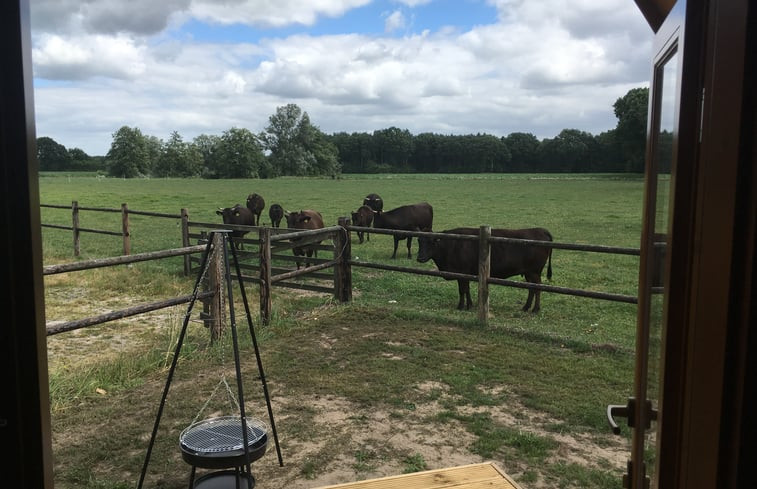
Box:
[313,461,522,489]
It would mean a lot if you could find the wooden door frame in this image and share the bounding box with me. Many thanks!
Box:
[0,1,754,488]
[654,0,756,488]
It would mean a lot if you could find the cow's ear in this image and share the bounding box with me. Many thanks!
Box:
[216,209,223,215]
[234,209,241,216]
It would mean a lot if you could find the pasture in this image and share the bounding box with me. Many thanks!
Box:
[40,173,643,488]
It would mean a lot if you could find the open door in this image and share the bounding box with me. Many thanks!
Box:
[607,2,685,488]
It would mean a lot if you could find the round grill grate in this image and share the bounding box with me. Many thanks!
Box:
[180,416,267,455]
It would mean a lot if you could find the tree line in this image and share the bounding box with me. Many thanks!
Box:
[37,88,650,177]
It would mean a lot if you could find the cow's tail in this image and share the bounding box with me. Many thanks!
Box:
[546,230,553,280]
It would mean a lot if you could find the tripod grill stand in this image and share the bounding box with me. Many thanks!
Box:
[138,230,282,488]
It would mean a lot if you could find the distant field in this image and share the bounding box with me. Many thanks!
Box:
[41,173,644,488]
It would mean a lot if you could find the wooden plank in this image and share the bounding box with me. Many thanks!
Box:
[313,462,521,489]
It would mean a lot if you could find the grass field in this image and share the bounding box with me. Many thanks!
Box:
[40,173,644,488]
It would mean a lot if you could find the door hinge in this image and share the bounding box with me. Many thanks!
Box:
[623,460,651,489]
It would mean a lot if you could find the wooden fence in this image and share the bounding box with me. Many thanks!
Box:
[40,201,186,257]
[42,203,646,333]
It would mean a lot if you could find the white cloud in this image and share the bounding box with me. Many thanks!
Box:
[189,0,372,27]
[29,0,652,155]
[385,10,406,33]
[32,34,147,80]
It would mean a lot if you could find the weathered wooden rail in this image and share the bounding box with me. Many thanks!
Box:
[41,201,186,257]
[42,203,646,332]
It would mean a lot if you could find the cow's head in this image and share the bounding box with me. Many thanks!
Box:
[416,236,439,263]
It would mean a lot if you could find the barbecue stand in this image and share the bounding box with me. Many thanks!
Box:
[138,231,283,488]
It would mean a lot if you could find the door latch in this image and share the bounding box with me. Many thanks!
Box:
[607,398,657,435]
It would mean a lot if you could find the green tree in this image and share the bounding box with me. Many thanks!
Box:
[261,103,310,176]
[154,131,203,177]
[106,126,151,178]
[613,86,649,172]
[504,132,540,172]
[205,127,264,179]
[67,147,98,171]
[373,127,413,171]
[36,136,70,171]
[537,129,595,172]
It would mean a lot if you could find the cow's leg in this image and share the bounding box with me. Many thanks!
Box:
[406,236,413,258]
[357,231,364,244]
[391,236,400,258]
[456,280,466,310]
[464,281,473,309]
[523,273,542,312]
[306,249,314,268]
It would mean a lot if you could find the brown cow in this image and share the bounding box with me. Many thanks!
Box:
[285,209,324,269]
[269,203,284,227]
[417,227,553,312]
[373,202,433,259]
[351,205,374,243]
[363,193,383,212]
[216,204,255,249]
[246,193,265,226]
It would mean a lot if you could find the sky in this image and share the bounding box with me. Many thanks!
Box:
[29,0,653,156]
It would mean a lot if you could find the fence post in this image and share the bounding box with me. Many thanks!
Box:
[259,227,272,326]
[478,225,491,325]
[335,217,352,302]
[121,203,131,255]
[72,200,80,256]
[181,208,190,276]
[207,232,225,341]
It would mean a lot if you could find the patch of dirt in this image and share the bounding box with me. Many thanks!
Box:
[244,383,629,489]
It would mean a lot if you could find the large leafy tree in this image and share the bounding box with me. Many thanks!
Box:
[613,87,649,172]
[67,147,98,171]
[106,126,152,178]
[372,127,413,171]
[504,132,540,172]
[261,103,339,177]
[37,136,70,171]
[205,127,265,179]
[154,131,203,177]
[261,103,309,176]
[537,129,596,172]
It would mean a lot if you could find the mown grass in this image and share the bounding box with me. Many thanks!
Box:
[41,173,642,488]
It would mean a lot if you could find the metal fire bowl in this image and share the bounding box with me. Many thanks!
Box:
[179,416,268,469]
[193,470,255,489]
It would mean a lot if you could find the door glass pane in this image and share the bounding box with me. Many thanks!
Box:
[645,49,677,488]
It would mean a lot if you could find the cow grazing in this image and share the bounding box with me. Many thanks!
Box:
[372,202,433,259]
[351,205,374,243]
[285,209,325,269]
[246,193,265,226]
[363,193,383,212]
[417,227,553,312]
[269,203,284,227]
[216,204,255,249]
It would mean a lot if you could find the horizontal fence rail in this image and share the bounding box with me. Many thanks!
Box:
[43,244,210,336]
[42,203,648,333]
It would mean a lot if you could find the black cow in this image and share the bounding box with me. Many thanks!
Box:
[417,227,553,312]
[269,203,284,227]
[285,209,325,269]
[363,193,383,212]
[216,204,255,249]
[350,205,374,243]
[246,193,265,226]
[373,202,433,259]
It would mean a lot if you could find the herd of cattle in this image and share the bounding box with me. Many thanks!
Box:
[216,193,553,312]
